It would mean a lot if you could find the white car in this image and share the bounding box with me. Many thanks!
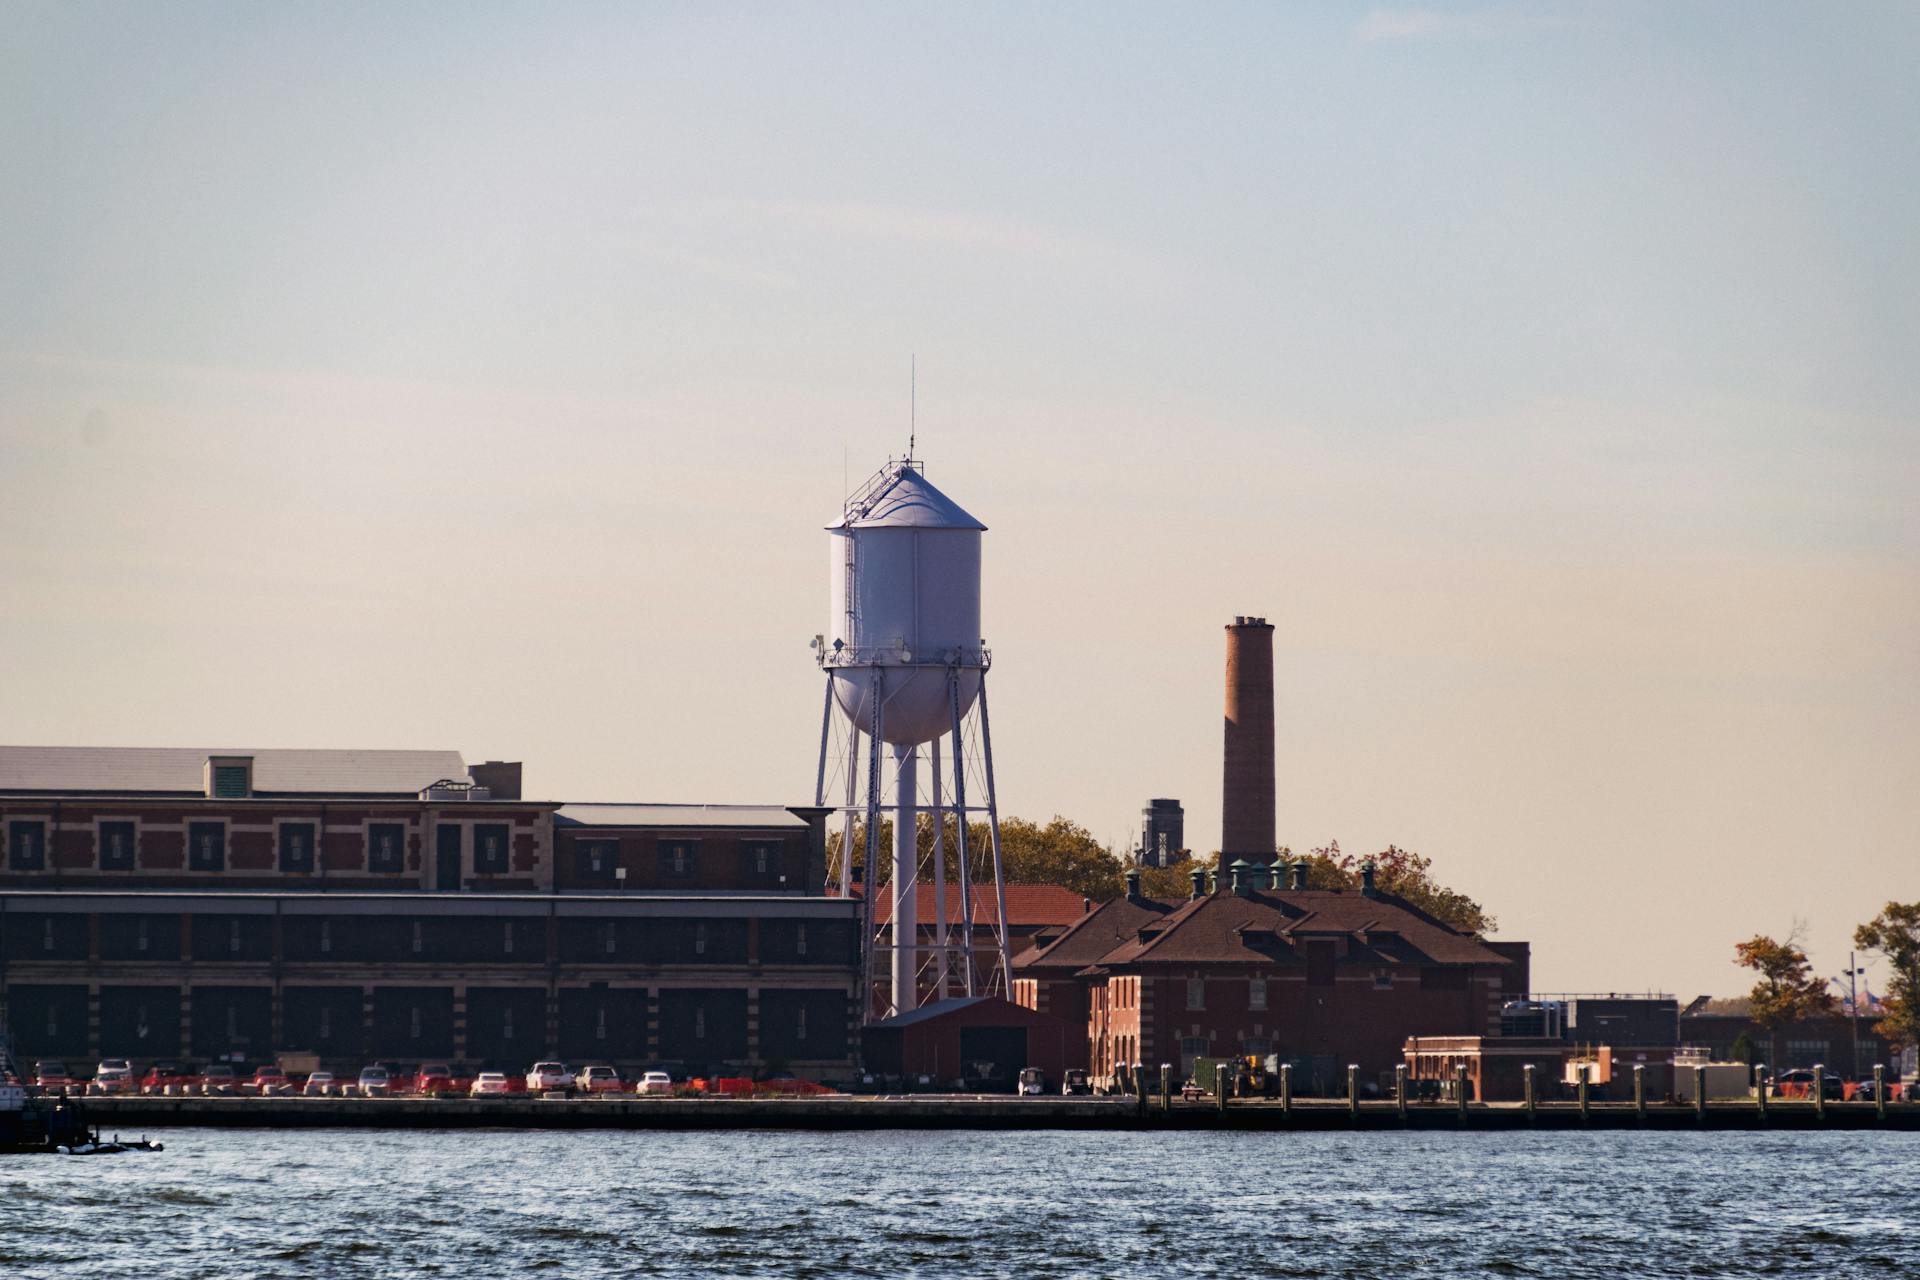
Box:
[470,1071,512,1098]
[303,1071,338,1097]
[636,1071,673,1095]
[357,1065,393,1097]
[93,1059,136,1096]
[526,1062,572,1093]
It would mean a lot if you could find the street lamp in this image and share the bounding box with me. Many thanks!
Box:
[1835,953,1868,1081]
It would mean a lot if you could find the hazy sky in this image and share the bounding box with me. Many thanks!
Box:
[3,2,1916,999]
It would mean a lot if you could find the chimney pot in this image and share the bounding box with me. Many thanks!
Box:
[1290,859,1309,891]
[1190,867,1207,900]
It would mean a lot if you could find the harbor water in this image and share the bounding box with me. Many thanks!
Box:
[5,1128,1917,1277]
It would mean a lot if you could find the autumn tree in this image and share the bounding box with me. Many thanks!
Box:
[825,814,1122,903]
[1734,931,1838,1068]
[1854,901,1920,1052]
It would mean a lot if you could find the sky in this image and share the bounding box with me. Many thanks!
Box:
[2,2,1916,1000]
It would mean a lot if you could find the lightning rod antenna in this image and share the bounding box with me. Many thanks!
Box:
[909,353,916,462]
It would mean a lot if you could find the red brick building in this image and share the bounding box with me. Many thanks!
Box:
[1014,862,1527,1091]
[1,746,862,1079]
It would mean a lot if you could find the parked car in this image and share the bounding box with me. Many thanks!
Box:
[201,1063,242,1096]
[32,1061,80,1094]
[358,1065,394,1097]
[1017,1067,1046,1097]
[526,1062,572,1093]
[303,1071,339,1097]
[636,1070,674,1095]
[414,1062,456,1096]
[93,1058,137,1096]
[1771,1069,1844,1100]
[470,1071,514,1098]
[141,1061,192,1094]
[249,1066,294,1096]
[576,1065,624,1095]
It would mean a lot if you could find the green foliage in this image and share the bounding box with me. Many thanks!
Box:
[830,818,1499,936]
[1854,901,1920,1051]
[827,813,1122,902]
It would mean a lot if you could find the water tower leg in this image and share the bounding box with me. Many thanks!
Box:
[977,675,1014,996]
[890,742,919,1016]
[813,678,834,807]
[930,735,950,1001]
[860,670,886,1022]
[838,723,860,899]
[949,669,978,997]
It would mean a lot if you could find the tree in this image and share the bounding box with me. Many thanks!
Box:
[1735,930,1838,1068]
[1274,840,1496,936]
[1854,901,1920,1052]
[825,814,1123,903]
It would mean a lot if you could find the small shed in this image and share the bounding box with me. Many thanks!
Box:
[863,997,1068,1091]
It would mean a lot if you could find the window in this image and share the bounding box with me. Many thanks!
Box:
[745,841,778,877]
[797,1007,808,1041]
[1186,979,1205,1010]
[212,764,251,798]
[474,824,510,874]
[661,841,695,878]
[99,821,137,870]
[319,1008,331,1040]
[694,923,708,956]
[694,1008,706,1040]
[229,920,241,954]
[603,923,617,955]
[1374,971,1393,990]
[596,1008,607,1041]
[503,922,515,955]
[319,921,332,954]
[279,823,315,873]
[10,819,47,870]
[796,924,807,957]
[503,1007,515,1040]
[1307,942,1337,987]
[411,922,423,955]
[1249,979,1267,1011]
[410,1006,422,1039]
[188,821,226,872]
[137,919,149,953]
[43,918,54,952]
[1786,1039,1830,1069]
[576,840,617,882]
[226,1006,239,1039]
[1180,1035,1210,1057]
[367,823,406,874]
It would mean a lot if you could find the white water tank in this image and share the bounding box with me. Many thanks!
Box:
[824,463,986,746]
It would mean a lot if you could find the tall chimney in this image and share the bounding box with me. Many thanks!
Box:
[1221,615,1276,867]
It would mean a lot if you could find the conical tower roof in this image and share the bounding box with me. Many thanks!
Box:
[830,465,985,531]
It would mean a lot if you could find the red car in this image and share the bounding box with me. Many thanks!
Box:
[33,1061,81,1095]
[413,1063,456,1096]
[249,1066,295,1096]
[141,1061,194,1094]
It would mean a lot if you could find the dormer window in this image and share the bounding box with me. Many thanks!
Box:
[205,756,253,798]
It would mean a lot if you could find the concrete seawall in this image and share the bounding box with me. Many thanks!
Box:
[78,1096,1920,1131]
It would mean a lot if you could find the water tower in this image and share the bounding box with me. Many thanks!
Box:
[811,457,1013,1018]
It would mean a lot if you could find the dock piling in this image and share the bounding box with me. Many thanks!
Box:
[1874,1065,1886,1122]
[1394,1064,1407,1121]
[1814,1065,1826,1122]
[1633,1064,1645,1119]
[1523,1064,1536,1120]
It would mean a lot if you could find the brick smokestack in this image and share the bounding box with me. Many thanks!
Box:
[1221,615,1276,867]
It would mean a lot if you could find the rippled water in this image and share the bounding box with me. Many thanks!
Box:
[4,1128,1917,1277]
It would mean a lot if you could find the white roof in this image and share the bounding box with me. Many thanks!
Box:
[555,803,810,829]
[833,468,985,531]
[0,746,470,797]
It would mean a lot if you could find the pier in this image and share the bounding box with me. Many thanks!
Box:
[78,1094,1920,1131]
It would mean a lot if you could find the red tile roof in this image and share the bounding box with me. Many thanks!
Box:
[869,883,1092,928]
